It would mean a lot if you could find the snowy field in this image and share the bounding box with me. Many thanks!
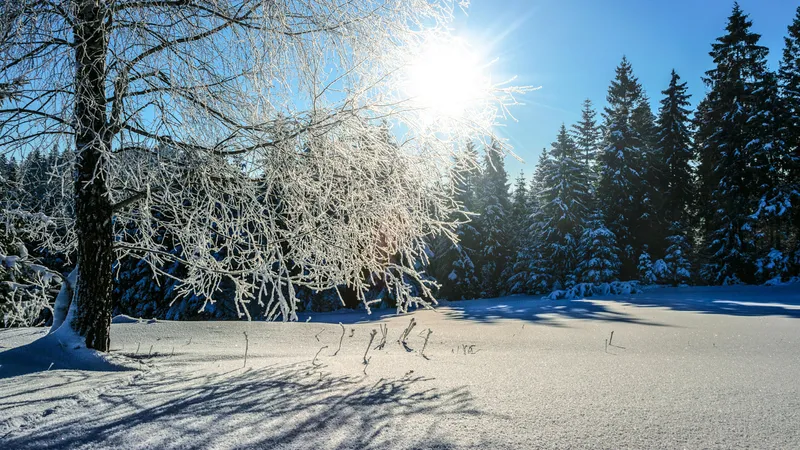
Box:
[2,285,800,449]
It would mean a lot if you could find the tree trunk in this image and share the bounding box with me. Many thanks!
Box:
[71,0,114,352]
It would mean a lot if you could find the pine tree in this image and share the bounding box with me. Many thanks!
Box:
[571,99,601,182]
[777,7,800,278]
[696,4,781,284]
[662,222,693,286]
[637,245,657,284]
[576,209,621,284]
[656,70,696,283]
[503,171,531,294]
[441,142,482,300]
[597,57,648,278]
[474,139,511,297]
[509,150,551,294]
[657,70,695,224]
[538,125,590,288]
[631,94,665,258]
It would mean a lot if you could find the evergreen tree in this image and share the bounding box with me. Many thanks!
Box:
[571,99,601,180]
[657,70,695,225]
[662,222,693,286]
[696,4,782,284]
[436,142,482,300]
[474,139,511,297]
[508,150,551,294]
[777,7,800,278]
[503,171,531,294]
[637,245,657,284]
[538,125,590,288]
[597,57,648,277]
[656,70,696,283]
[576,209,621,284]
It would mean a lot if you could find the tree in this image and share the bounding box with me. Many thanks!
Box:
[503,170,530,294]
[431,142,481,300]
[538,124,590,288]
[777,7,800,278]
[475,139,511,297]
[657,70,694,225]
[571,99,601,181]
[597,57,648,277]
[576,209,621,284]
[696,4,782,284]
[0,1,524,351]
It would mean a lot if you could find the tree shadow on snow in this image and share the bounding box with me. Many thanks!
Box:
[439,296,667,327]
[605,284,800,319]
[0,362,483,449]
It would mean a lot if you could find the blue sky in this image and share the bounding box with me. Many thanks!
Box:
[452,0,798,178]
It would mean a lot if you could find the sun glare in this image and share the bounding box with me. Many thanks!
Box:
[405,39,489,120]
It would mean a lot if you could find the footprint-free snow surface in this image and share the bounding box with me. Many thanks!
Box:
[2,285,800,449]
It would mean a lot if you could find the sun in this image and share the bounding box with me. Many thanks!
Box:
[405,38,489,120]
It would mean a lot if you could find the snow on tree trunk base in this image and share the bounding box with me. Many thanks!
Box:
[0,268,131,378]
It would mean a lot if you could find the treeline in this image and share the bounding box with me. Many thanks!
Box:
[430,4,800,300]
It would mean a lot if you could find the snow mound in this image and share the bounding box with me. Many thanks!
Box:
[111,315,142,324]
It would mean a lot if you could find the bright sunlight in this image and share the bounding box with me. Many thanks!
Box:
[405,38,490,119]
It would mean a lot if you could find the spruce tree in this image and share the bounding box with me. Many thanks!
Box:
[510,150,551,294]
[448,142,482,299]
[657,70,695,282]
[475,139,511,297]
[778,7,800,277]
[571,99,601,178]
[576,209,621,284]
[597,57,648,278]
[696,4,780,284]
[503,171,531,294]
[538,125,590,288]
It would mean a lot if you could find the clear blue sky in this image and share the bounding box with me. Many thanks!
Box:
[453,0,798,178]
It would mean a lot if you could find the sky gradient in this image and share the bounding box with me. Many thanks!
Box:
[453,0,798,177]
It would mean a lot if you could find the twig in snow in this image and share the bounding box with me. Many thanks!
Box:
[313,345,328,366]
[375,324,388,350]
[148,345,153,356]
[604,338,608,353]
[135,342,141,355]
[398,318,416,351]
[609,331,614,346]
[315,328,325,342]
[243,332,249,368]
[186,337,192,346]
[349,328,355,338]
[171,346,175,357]
[363,329,378,374]
[332,322,345,356]
[420,329,432,360]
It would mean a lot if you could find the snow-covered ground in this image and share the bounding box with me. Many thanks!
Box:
[2,285,800,449]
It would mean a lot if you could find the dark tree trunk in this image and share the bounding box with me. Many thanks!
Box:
[72,0,114,352]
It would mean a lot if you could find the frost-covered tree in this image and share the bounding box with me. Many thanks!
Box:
[657,70,694,226]
[662,222,693,286]
[538,125,590,288]
[598,57,648,277]
[432,142,481,300]
[776,7,800,279]
[475,139,511,297]
[637,246,657,285]
[502,170,530,294]
[576,209,620,284]
[571,99,601,182]
[696,4,785,284]
[0,1,525,351]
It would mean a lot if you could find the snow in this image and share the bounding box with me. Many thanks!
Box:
[2,284,800,449]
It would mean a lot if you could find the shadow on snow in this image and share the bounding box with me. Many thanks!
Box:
[0,362,482,449]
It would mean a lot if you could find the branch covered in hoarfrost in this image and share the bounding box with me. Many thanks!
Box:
[0,0,531,321]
